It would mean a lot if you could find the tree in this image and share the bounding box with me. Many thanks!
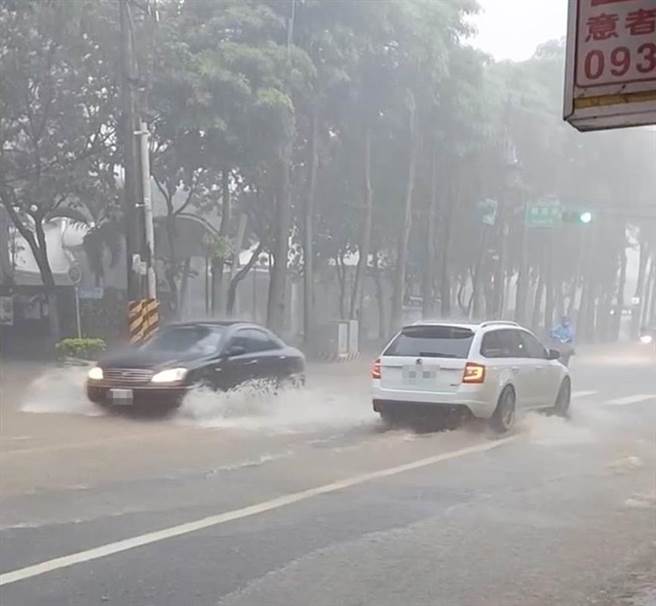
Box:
[0,1,115,338]
[290,0,363,341]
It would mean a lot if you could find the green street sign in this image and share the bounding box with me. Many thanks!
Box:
[526,199,562,228]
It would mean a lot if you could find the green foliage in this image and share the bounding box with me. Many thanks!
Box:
[0,0,116,293]
[204,234,231,260]
[55,338,106,361]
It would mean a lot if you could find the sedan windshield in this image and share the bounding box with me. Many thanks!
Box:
[142,325,224,356]
[385,326,474,359]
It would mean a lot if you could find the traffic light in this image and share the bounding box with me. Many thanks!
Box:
[561,209,593,224]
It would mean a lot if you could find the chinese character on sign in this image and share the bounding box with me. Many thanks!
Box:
[626,9,656,36]
[586,13,620,41]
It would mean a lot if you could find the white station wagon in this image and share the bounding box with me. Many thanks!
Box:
[372,321,571,432]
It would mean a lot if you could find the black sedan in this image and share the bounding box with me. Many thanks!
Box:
[86,321,305,408]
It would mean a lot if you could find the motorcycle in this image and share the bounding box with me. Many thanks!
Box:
[549,335,575,367]
[639,327,656,353]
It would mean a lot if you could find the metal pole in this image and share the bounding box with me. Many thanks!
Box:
[137,121,156,299]
[119,0,143,301]
[74,287,82,338]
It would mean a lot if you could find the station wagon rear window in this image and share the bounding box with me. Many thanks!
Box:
[384,326,474,359]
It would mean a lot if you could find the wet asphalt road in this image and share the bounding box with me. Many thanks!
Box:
[0,347,655,606]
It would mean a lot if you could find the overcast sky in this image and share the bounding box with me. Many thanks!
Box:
[470,0,568,61]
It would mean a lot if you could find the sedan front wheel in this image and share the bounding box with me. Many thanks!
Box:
[280,374,306,390]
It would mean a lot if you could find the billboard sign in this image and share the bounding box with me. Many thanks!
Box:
[564,0,656,131]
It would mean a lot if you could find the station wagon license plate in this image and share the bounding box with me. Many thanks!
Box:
[109,389,133,405]
[403,366,437,385]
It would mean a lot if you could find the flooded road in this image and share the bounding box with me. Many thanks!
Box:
[1,346,654,605]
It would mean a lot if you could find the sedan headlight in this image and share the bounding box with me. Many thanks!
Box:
[151,368,188,384]
[88,367,104,381]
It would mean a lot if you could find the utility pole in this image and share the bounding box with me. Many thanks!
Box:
[136,120,156,298]
[119,0,145,301]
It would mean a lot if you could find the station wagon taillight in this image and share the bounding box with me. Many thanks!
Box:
[463,362,486,384]
[371,358,382,379]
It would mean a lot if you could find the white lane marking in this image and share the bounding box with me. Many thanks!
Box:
[0,431,182,457]
[0,437,516,587]
[605,394,656,407]
[572,390,598,399]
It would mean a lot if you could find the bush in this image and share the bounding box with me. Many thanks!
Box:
[55,338,106,361]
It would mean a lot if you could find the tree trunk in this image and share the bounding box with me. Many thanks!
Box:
[439,182,455,317]
[632,239,649,337]
[647,255,656,325]
[532,273,544,331]
[164,213,179,316]
[579,279,597,342]
[303,106,319,343]
[543,232,555,331]
[267,142,293,333]
[634,240,648,299]
[6,213,61,340]
[641,255,654,327]
[568,229,586,317]
[470,227,489,320]
[390,93,418,333]
[227,242,264,316]
[613,247,627,339]
[226,213,248,315]
[456,277,468,316]
[0,210,13,283]
[178,258,192,318]
[33,219,60,340]
[350,125,373,322]
[514,205,528,323]
[491,199,507,319]
[372,250,386,340]
[503,273,513,318]
[335,252,347,319]
[212,168,231,315]
[422,143,439,319]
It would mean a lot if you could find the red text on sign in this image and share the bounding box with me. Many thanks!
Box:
[583,43,656,80]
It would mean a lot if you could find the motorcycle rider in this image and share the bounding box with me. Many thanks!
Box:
[550,316,575,366]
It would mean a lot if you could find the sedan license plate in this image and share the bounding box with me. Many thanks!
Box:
[109,389,133,405]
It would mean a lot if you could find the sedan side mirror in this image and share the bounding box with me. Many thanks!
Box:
[547,348,561,361]
[227,344,247,357]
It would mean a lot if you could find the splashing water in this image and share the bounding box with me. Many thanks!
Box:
[20,366,104,416]
[624,491,656,509]
[176,381,375,433]
[520,411,597,446]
